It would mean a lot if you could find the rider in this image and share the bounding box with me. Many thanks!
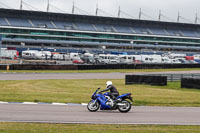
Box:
[100,81,119,100]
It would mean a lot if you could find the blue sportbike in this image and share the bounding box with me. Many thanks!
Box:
[87,88,133,113]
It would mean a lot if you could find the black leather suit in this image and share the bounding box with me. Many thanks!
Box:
[101,85,119,99]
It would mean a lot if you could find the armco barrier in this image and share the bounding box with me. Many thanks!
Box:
[72,64,200,70]
[181,78,200,89]
[0,65,6,70]
[10,64,78,70]
[76,64,200,70]
[125,75,167,86]
[1,63,200,70]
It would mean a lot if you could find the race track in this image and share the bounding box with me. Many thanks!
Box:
[1,70,200,80]
[1,71,200,125]
[0,103,200,125]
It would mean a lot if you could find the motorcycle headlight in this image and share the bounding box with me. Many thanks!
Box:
[91,94,96,99]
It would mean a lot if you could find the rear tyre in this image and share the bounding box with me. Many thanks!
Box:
[118,100,131,113]
[87,100,100,112]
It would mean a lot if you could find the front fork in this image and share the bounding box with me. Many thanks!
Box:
[91,99,97,106]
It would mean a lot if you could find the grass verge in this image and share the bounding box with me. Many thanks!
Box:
[0,79,200,106]
[1,68,200,73]
[0,123,200,133]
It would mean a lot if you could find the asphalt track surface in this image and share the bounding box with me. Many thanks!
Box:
[1,70,200,80]
[0,103,200,125]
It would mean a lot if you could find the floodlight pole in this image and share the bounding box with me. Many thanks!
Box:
[139,8,142,19]
[177,11,180,22]
[95,4,98,16]
[20,0,23,10]
[158,10,161,21]
[195,13,198,24]
[72,1,75,14]
[47,0,49,12]
[118,6,120,18]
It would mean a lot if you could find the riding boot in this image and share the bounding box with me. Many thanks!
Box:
[113,99,117,105]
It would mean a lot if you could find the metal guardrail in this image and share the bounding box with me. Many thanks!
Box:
[147,74,200,82]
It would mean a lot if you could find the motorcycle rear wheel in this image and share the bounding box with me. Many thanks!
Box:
[87,100,100,112]
[118,100,131,113]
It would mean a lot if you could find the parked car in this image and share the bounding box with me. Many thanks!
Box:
[178,59,189,64]
[188,60,198,64]
[73,59,84,64]
[171,59,181,64]
[194,59,200,64]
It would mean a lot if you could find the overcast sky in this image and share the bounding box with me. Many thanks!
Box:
[0,0,199,23]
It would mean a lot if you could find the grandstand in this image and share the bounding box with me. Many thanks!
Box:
[0,8,200,53]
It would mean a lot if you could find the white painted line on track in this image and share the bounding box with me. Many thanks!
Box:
[52,103,68,105]
[0,101,8,104]
[0,120,200,125]
[23,102,38,105]
[0,101,87,106]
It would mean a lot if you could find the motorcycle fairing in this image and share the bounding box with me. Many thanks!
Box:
[96,93,111,110]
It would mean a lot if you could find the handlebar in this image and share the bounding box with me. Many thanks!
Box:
[95,88,100,93]
[95,88,102,93]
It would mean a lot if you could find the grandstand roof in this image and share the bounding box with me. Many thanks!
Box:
[1,8,200,52]
[0,8,199,29]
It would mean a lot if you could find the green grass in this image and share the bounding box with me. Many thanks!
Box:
[0,123,200,133]
[1,68,200,73]
[0,79,200,106]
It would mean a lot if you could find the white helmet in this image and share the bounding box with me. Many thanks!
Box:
[106,81,112,88]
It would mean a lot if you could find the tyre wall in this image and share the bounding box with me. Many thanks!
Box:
[125,75,167,86]
[181,78,200,89]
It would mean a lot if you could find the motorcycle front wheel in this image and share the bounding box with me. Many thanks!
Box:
[118,100,131,113]
[87,100,100,112]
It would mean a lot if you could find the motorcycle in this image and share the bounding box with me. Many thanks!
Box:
[87,88,133,113]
